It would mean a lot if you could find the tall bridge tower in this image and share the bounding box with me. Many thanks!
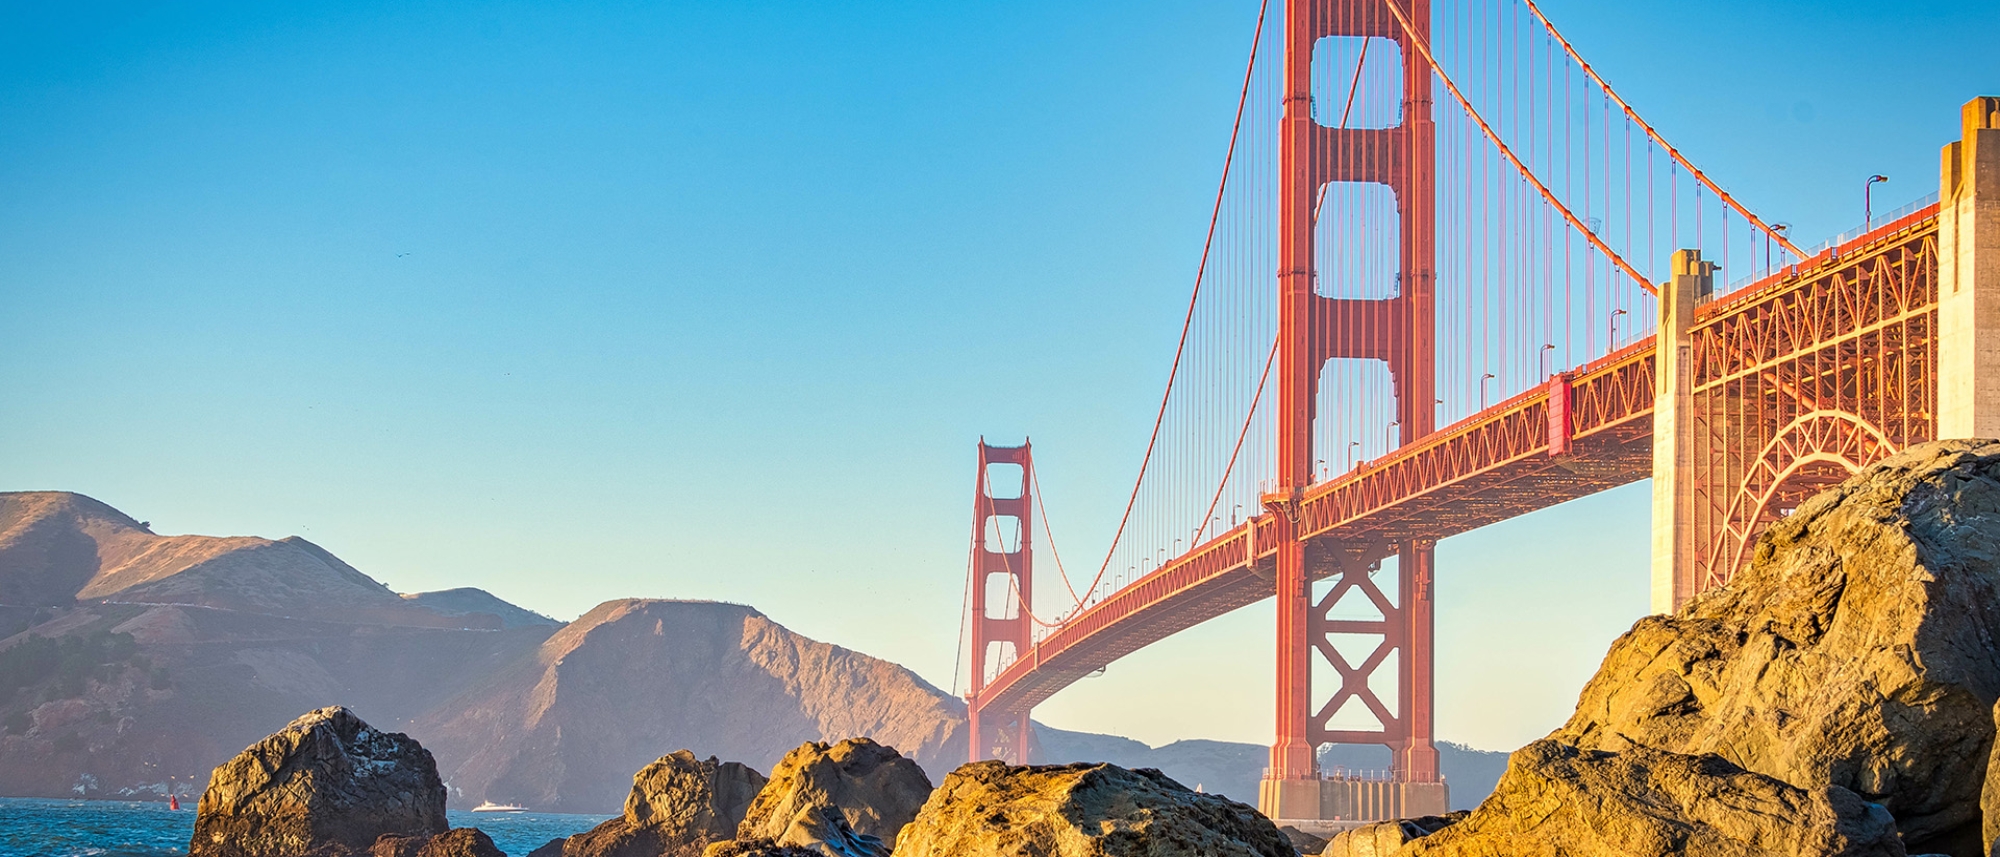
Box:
[966,440,1036,764]
[1260,0,1447,821]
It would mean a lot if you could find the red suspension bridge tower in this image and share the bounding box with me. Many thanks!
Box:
[966,440,1036,764]
[1263,0,1445,818]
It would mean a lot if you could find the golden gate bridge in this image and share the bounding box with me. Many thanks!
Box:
[954,0,1995,826]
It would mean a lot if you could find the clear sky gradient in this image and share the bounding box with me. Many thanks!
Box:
[3,0,1996,752]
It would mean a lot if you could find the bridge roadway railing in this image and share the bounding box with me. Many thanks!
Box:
[971,211,1943,723]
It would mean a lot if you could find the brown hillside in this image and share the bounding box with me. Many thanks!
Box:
[410,599,966,813]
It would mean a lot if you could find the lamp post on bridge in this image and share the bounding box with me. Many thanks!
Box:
[1609,309,1629,354]
[1865,175,1889,227]
[1539,343,1556,380]
[1478,373,1496,410]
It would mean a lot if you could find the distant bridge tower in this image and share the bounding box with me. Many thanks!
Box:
[966,440,1036,764]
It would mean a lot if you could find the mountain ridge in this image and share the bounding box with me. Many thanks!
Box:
[0,491,1505,811]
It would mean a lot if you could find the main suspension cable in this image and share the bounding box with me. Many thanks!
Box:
[1070,0,1273,606]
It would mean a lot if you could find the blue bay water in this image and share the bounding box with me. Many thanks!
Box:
[0,798,611,857]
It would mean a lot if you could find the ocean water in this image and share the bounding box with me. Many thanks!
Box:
[0,798,612,857]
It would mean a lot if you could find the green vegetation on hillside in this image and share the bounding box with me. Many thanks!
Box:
[0,631,142,706]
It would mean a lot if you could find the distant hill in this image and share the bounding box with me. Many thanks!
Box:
[400,588,559,629]
[414,599,968,811]
[0,491,1507,812]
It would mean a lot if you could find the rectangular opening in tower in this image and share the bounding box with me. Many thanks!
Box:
[983,571,1021,621]
[1315,361,1399,477]
[984,515,1022,554]
[984,462,1025,499]
[1312,36,1403,130]
[1315,182,1402,301]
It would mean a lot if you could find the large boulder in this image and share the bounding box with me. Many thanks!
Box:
[1548,439,2000,855]
[1395,741,1902,856]
[189,706,448,857]
[892,760,1292,857]
[1320,814,1461,857]
[371,829,506,857]
[736,738,933,852]
[538,750,768,857]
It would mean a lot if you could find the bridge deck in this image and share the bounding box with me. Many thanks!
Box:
[971,210,1942,721]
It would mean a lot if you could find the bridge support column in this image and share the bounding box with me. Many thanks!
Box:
[966,441,1036,765]
[1650,250,1714,614]
[1393,543,1439,780]
[1940,96,2000,440]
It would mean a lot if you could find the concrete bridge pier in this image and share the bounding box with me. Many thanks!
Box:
[1940,96,2000,440]
[1649,249,1715,614]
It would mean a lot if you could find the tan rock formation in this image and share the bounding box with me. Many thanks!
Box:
[1549,440,2000,854]
[1397,741,1902,857]
[893,760,1292,857]
[736,738,932,851]
[370,829,506,857]
[188,706,448,857]
[1320,814,1461,857]
[539,750,768,857]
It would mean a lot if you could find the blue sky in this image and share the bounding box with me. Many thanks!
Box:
[3,0,1995,752]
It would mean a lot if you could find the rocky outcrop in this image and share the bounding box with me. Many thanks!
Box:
[1320,814,1461,857]
[539,751,767,857]
[1546,440,2000,855]
[1395,741,1902,857]
[1276,825,1326,856]
[1984,698,2000,853]
[893,760,1292,857]
[701,841,821,857]
[370,829,505,857]
[737,738,932,851]
[189,706,448,857]
[735,807,887,857]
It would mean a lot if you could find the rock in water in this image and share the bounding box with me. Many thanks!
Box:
[1320,815,1461,857]
[371,829,505,857]
[189,706,448,857]
[1275,825,1327,856]
[892,760,1292,857]
[1548,439,2000,854]
[543,750,768,857]
[1394,741,1902,856]
[736,738,933,852]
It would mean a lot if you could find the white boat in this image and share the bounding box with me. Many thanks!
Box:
[471,801,528,813]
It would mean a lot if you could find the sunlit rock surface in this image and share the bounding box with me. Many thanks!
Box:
[894,760,1291,857]
[188,706,448,857]
[735,738,932,854]
[532,750,766,857]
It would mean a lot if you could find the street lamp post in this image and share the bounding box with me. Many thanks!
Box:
[1865,175,1889,226]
